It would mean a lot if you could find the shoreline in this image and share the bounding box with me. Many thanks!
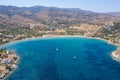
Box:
[111,46,120,62]
[3,60,19,80]
[0,50,19,80]
[0,34,119,79]
[0,35,107,48]
[0,34,119,60]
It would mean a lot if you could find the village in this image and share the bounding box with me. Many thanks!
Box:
[0,49,18,79]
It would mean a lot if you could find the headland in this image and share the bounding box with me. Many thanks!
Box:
[0,49,18,80]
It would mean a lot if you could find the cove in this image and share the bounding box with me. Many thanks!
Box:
[1,37,120,80]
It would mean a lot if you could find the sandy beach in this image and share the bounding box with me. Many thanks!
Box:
[0,34,119,62]
[0,34,120,80]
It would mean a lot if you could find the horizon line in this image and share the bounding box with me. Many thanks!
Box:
[0,5,120,13]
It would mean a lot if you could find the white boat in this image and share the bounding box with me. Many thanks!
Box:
[56,48,59,51]
[73,56,77,59]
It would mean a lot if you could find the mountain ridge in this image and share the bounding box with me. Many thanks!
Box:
[0,5,120,27]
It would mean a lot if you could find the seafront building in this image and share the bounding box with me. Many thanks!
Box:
[0,50,18,79]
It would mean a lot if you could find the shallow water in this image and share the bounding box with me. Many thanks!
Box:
[2,37,120,80]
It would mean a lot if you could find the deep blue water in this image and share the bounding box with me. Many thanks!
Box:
[2,37,120,80]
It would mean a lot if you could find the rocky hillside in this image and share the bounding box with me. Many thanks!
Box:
[0,5,120,28]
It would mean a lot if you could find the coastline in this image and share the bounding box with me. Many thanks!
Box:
[0,34,118,53]
[111,46,120,62]
[0,50,19,80]
[4,57,19,80]
[0,34,119,61]
[1,35,108,48]
[0,34,119,79]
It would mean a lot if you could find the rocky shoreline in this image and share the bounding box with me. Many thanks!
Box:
[0,49,19,80]
[111,46,120,62]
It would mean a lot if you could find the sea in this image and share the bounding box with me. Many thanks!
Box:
[1,37,120,80]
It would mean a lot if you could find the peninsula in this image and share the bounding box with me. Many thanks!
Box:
[0,49,18,80]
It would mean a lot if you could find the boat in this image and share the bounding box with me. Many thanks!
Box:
[56,48,59,51]
[73,56,77,59]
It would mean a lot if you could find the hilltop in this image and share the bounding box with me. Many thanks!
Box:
[0,5,120,28]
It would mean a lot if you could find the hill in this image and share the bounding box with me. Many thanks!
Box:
[0,5,120,28]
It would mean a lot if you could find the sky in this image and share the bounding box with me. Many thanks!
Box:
[0,0,120,13]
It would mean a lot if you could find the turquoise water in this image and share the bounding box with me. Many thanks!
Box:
[2,37,120,80]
